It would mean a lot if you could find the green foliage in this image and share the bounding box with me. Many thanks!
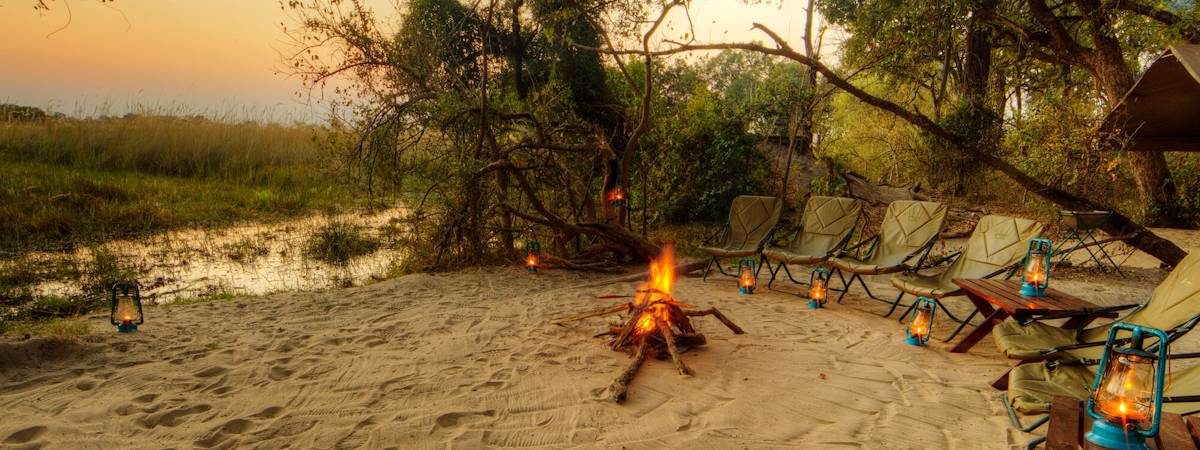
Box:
[920,101,1000,194]
[304,222,382,264]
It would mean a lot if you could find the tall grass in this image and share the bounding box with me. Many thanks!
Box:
[0,111,364,255]
[0,114,325,179]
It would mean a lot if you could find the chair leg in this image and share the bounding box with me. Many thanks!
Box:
[702,256,716,281]
[1025,436,1046,450]
[766,260,780,288]
[1004,393,1050,433]
[755,254,767,278]
[883,292,906,318]
[943,309,979,342]
[896,300,918,324]
[836,272,855,304]
[782,262,805,284]
[856,274,882,301]
[715,258,737,277]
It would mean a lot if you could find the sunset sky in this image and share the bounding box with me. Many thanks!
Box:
[0,0,839,123]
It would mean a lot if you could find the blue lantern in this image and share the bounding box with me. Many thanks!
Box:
[110,282,144,333]
[1085,323,1168,450]
[737,258,757,295]
[1020,238,1052,297]
[904,297,937,346]
[607,185,626,209]
[808,268,831,309]
[525,240,541,273]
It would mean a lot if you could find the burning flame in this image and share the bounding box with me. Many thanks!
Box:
[525,253,539,268]
[1025,256,1046,286]
[607,187,625,203]
[633,245,679,335]
[909,311,930,338]
[809,279,827,301]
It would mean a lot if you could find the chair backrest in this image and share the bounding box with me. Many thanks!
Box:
[867,200,948,267]
[939,215,1044,281]
[723,195,783,251]
[1104,252,1200,336]
[788,196,862,257]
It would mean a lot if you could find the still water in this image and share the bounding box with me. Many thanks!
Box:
[21,207,409,304]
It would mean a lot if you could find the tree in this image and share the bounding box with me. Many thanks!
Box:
[587,16,1188,266]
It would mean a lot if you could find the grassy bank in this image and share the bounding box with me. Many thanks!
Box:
[0,114,363,255]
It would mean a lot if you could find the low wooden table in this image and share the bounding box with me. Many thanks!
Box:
[1045,396,1199,449]
[948,279,1118,353]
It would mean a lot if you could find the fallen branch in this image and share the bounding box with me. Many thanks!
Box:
[685,308,747,335]
[609,338,650,403]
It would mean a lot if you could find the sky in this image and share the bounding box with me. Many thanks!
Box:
[0,0,842,123]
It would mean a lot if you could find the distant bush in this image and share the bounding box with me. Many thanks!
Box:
[304,222,381,264]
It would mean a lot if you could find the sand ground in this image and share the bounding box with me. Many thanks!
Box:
[0,229,1193,449]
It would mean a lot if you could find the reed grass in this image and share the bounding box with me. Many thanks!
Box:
[0,112,362,255]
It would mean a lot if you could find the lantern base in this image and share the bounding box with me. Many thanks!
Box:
[739,287,754,295]
[525,267,538,273]
[1085,418,1149,450]
[808,300,823,309]
[1019,283,1046,297]
[117,323,138,333]
[904,335,925,346]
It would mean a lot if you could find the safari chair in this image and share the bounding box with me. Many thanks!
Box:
[992,251,1200,363]
[828,200,948,305]
[888,215,1044,341]
[699,195,784,281]
[762,196,863,289]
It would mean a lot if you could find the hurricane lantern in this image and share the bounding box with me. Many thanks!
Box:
[1020,238,1052,297]
[110,282,144,333]
[737,258,757,295]
[904,297,937,346]
[607,185,626,208]
[525,240,541,273]
[1085,323,1168,450]
[808,268,831,309]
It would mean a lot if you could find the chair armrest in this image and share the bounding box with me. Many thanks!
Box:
[702,225,729,247]
[925,251,963,268]
[838,235,878,258]
[1018,304,1139,323]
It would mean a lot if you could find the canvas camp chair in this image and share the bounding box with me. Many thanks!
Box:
[762,196,863,289]
[887,215,1044,340]
[699,195,784,280]
[828,200,948,305]
[992,251,1200,363]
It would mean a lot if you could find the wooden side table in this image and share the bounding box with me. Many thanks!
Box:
[1044,396,1199,449]
[948,279,1118,353]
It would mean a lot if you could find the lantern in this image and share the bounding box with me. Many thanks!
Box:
[904,297,937,346]
[607,185,626,208]
[808,268,831,309]
[109,282,144,333]
[1085,323,1168,450]
[525,240,541,273]
[737,258,757,295]
[1020,238,1052,297]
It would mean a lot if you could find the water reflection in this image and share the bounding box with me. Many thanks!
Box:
[23,207,409,304]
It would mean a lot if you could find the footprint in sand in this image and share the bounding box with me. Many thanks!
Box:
[4,426,46,444]
[434,410,496,428]
[193,366,229,378]
[137,404,212,429]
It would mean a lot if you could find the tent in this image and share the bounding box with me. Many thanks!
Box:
[1101,44,1200,152]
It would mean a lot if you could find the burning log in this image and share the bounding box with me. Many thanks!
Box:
[551,245,745,403]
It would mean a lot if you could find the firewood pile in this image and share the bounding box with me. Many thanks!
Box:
[551,246,745,402]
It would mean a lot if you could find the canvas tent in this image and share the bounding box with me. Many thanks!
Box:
[1101,44,1200,152]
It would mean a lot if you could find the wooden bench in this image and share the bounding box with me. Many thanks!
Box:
[1044,396,1200,449]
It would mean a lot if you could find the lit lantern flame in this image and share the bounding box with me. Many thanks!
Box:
[1095,354,1155,425]
[809,278,827,302]
[734,266,753,290]
[909,309,931,339]
[607,187,625,205]
[1025,255,1047,287]
[115,298,140,324]
[525,253,539,270]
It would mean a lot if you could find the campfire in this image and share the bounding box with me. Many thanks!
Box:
[552,245,745,402]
